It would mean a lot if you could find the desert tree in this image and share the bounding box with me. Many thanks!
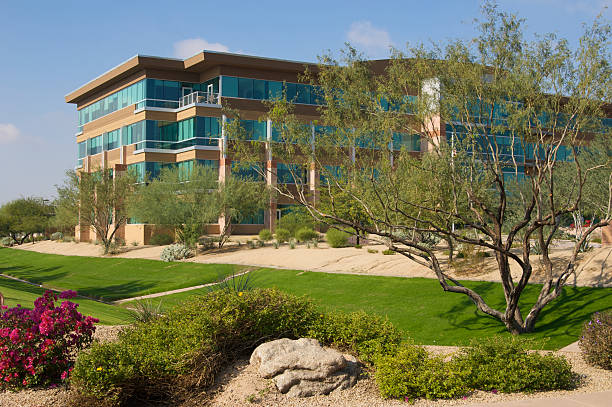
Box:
[0,197,52,245]
[57,168,137,254]
[228,3,611,334]
[129,163,220,246]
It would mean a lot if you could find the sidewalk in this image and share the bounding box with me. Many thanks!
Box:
[466,391,612,406]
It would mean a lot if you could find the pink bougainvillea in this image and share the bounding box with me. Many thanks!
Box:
[0,290,98,389]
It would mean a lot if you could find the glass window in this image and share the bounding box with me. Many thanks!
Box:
[253,79,266,99]
[267,81,282,99]
[239,209,265,225]
[285,83,296,101]
[238,78,253,99]
[296,84,310,104]
[222,76,238,97]
[77,141,86,159]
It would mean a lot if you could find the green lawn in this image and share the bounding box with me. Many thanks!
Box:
[0,248,240,301]
[0,277,132,325]
[127,268,612,350]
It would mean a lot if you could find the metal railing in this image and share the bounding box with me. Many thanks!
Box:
[134,137,220,151]
[179,91,220,107]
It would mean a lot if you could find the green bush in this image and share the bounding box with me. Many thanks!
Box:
[51,231,64,241]
[308,310,401,363]
[326,227,349,248]
[382,249,396,255]
[258,229,273,242]
[295,227,319,242]
[375,344,469,401]
[0,237,14,247]
[368,248,378,254]
[274,228,291,243]
[160,244,193,262]
[150,233,174,246]
[70,289,319,405]
[277,210,314,237]
[454,336,575,393]
[70,289,400,406]
[579,310,612,370]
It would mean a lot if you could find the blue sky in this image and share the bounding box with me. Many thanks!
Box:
[0,0,609,204]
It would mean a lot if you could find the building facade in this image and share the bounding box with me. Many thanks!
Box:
[66,51,423,244]
[66,51,612,245]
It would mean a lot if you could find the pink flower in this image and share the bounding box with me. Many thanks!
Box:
[61,371,68,380]
[8,329,19,344]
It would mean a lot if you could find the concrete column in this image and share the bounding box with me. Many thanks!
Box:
[221,114,228,158]
[218,158,231,232]
[265,160,278,231]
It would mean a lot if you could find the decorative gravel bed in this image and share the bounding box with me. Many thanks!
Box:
[0,330,609,407]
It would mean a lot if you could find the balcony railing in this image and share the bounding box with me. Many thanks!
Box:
[134,99,180,110]
[179,91,220,107]
[134,137,220,151]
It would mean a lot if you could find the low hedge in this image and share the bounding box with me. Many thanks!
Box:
[375,336,576,401]
[70,288,400,406]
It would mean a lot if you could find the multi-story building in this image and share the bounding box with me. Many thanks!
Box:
[65,51,422,243]
[66,51,612,245]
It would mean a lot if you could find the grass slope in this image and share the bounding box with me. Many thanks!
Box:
[0,248,240,301]
[130,268,612,349]
[0,277,131,325]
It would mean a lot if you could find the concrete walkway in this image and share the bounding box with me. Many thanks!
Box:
[465,391,612,406]
[113,268,254,304]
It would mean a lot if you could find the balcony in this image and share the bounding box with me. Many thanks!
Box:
[133,137,220,153]
[179,91,221,108]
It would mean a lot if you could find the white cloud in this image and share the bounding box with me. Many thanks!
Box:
[347,21,393,57]
[173,38,230,59]
[0,123,20,144]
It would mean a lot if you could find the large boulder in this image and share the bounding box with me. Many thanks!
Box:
[250,338,359,397]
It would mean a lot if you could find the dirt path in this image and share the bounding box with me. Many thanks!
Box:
[11,240,612,287]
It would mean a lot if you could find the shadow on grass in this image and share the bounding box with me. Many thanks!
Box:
[76,281,160,302]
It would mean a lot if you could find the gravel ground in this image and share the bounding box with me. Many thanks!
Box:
[0,338,609,407]
[205,347,612,407]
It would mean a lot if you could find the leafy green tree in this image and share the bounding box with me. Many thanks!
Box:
[57,168,137,254]
[230,3,611,334]
[217,173,270,248]
[129,164,219,246]
[52,170,80,234]
[0,198,52,245]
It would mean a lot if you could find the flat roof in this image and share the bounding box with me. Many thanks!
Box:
[65,50,321,104]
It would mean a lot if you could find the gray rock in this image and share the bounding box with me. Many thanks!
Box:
[250,338,359,397]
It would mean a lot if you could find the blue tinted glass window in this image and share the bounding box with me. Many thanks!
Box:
[253,80,266,99]
[285,83,296,101]
[222,76,238,97]
[267,81,282,99]
[78,141,86,158]
[296,84,310,104]
[238,78,253,99]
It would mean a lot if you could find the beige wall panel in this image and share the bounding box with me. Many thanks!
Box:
[194,150,221,160]
[176,150,197,162]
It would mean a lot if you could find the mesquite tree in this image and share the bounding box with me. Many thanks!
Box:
[58,168,137,254]
[229,3,611,334]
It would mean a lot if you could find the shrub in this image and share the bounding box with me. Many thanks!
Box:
[160,244,193,262]
[198,236,217,250]
[354,244,362,249]
[274,228,291,243]
[308,310,401,364]
[368,249,378,254]
[382,249,396,255]
[375,344,469,401]
[295,227,318,242]
[70,289,401,406]
[150,233,174,246]
[276,210,314,237]
[579,310,612,370]
[454,336,575,393]
[258,229,273,242]
[51,231,64,241]
[131,241,139,247]
[70,289,319,405]
[0,290,97,390]
[0,237,14,247]
[326,228,349,248]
